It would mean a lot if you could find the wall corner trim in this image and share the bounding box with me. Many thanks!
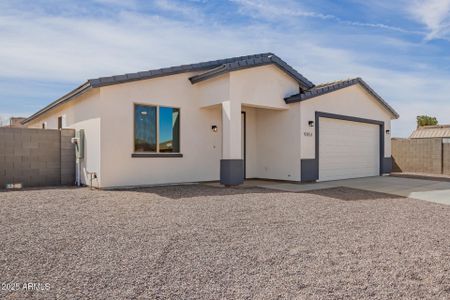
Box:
[300,159,318,182]
[220,159,244,186]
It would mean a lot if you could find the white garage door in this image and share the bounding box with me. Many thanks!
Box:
[319,117,380,181]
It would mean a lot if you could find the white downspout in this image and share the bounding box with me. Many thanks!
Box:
[76,158,81,187]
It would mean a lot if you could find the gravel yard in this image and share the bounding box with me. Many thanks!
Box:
[1,185,449,299]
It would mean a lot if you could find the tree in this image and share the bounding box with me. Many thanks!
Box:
[417,115,438,128]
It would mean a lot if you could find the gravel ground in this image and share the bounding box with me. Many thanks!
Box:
[0,185,449,299]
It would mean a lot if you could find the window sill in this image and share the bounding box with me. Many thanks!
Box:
[131,153,183,158]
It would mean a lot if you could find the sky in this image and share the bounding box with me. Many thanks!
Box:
[1,0,450,136]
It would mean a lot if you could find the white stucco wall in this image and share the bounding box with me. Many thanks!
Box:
[24,64,396,187]
[254,104,301,181]
[98,73,223,187]
[26,89,102,186]
[234,65,302,181]
[300,84,394,160]
[241,106,257,178]
[242,105,302,181]
[194,74,230,108]
[230,65,298,109]
[97,65,303,186]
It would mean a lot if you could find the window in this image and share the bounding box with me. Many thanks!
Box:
[134,104,180,153]
[159,107,180,152]
[58,116,63,129]
[134,105,157,152]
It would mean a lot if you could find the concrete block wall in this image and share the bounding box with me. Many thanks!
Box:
[392,138,442,174]
[0,128,75,188]
[443,144,450,175]
[60,129,76,185]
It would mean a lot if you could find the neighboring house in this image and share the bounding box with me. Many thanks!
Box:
[410,125,450,140]
[22,53,399,188]
[1,117,26,128]
[9,117,27,128]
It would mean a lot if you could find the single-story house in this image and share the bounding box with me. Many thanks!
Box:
[2,117,26,128]
[22,53,399,188]
[409,125,450,140]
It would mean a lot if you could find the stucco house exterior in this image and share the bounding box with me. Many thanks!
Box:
[22,53,399,188]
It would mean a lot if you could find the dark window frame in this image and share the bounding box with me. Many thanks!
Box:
[133,103,181,155]
[58,116,63,129]
[158,106,180,153]
[134,104,157,153]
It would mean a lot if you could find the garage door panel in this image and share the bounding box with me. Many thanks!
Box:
[319,118,379,181]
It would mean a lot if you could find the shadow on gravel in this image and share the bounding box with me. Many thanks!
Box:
[120,184,281,199]
[301,187,405,201]
[0,186,78,193]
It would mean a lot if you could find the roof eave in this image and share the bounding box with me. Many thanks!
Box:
[189,55,314,90]
[23,53,315,123]
[188,64,230,84]
[283,78,400,119]
[22,82,92,125]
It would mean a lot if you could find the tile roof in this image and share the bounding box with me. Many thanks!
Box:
[88,53,314,87]
[188,53,314,88]
[284,77,399,119]
[22,54,399,125]
[23,53,313,124]
[409,125,450,139]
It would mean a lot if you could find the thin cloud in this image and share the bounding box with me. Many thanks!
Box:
[408,0,450,40]
[232,0,336,20]
[153,0,204,21]
[232,0,424,35]
[0,0,449,136]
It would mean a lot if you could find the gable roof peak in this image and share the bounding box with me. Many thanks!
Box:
[188,53,314,88]
[284,77,399,119]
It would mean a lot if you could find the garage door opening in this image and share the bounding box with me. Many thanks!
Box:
[318,117,380,181]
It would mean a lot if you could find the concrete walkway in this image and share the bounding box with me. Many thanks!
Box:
[246,176,450,205]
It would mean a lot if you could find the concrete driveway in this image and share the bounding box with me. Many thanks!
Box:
[250,176,450,205]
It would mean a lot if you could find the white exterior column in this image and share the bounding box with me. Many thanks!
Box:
[221,100,242,159]
[220,100,244,186]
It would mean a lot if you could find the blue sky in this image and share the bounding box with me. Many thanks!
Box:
[1,0,450,136]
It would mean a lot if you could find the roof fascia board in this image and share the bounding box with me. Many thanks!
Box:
[269,55,314,88]
[284,78,399,119]
[22,82,92,124]
[189,54,314,89]
[89,64,217,88]
[285,83,351,103]
[90,52,278,88]
[188,64,230,84]
[23,53,314,123]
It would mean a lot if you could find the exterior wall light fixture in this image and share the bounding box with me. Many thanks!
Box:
[308,121,314,127]
[212,125,218,132]
[386,129,390,135]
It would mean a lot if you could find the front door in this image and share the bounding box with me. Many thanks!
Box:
[241,112,246,178]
